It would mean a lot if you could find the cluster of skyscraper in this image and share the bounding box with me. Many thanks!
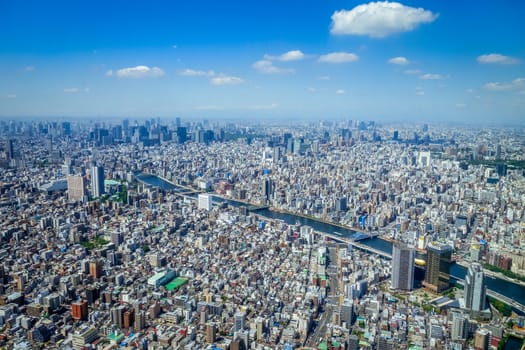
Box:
[66,166,105,202]
[391,241,487,313]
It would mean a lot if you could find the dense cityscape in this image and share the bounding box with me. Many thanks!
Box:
[2,0,525,349]
[0,118,524,350]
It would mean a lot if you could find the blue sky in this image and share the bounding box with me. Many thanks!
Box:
[1,0,524,123]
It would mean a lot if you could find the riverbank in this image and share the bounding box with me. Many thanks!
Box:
[138,173,525,308]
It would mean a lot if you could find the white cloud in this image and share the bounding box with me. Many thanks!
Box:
[318,52,359,63]
[307,87,318,93]
[419,73,443,80]
[210,75,244,86]
[7,94,16,99]
[336,89,345,95]
[105,70,113,76]
[252,60,295,74]
[331,1,438,38]
[388,56,410,65]
[483,78,524,91]
[483,82,513,91]
[250,103,279,110]
[415,87,424,96]
[64,87,90,93]
[477,53,519,65]
[112,65,165,78]
[318,76,330,80]
[24,66,36,72]
[177,69,215,77]
[403,69,421,75]
[264,50,305,61]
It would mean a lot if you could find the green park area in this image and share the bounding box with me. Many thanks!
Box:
[165,277,189,291]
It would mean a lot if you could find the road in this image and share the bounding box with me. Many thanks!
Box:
[305,245,339,347]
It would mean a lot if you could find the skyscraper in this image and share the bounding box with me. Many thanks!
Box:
[464,263,487,312]
[91,166,105,198]
[72,300,88,321]
[261,178,273,200]
[89,260,103,279]
[6,139,15,160]
[391,242,415,291]
[234,311,245,332]
[67,175,85,202]
[451,312,468,340]
[206,323,216,343]
[341,299,354,329]
[198,194,213,211]
[423,242,453,293]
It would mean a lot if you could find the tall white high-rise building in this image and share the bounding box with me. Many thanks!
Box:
[198,194,212,211]
[391,242,415,290]
[464,262,487,312]
[91,166,105,198]
[451,312,468,340]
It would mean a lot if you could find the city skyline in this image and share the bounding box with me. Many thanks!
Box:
[1,0,524,123]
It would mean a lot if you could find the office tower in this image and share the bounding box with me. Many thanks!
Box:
[67,175,86,202]
[6,139,15,160]
[423,242,453,293]
[206,323,216,343]
[123,310,133,329]
[72,300,88,321]
[451,312,468,340]
[393,130,399,141]
[111,306,124,328]
[85,286,99,305]
[91,166,105,198]
[418,151,431,167]
[261,178,273,200]
[256,318,264,340]
[341,299,354,329]
[234,311,245,332]
[111,232,123,246]
[176,127,187,143]
[464,263,487,312]
[496,163,507,177]
[61,122,71,135]
[198,194,213,211]
[496,144,502,160]
[391,242,415,291]
[89,260,103,279]
[335,197,347,212]
[135,310,146,332]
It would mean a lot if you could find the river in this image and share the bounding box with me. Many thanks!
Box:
[137,173,525,310]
